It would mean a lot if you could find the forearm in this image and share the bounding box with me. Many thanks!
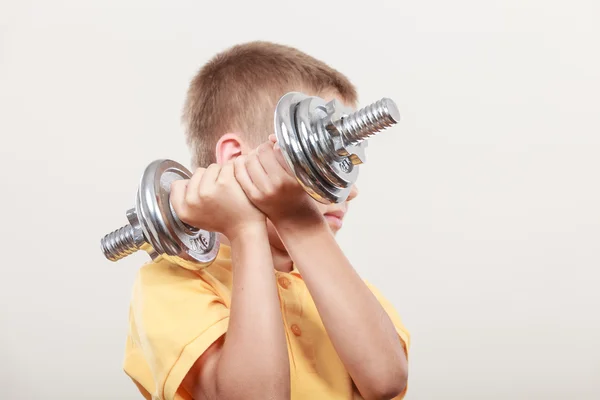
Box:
[216,222,290,399]
[276,218,407,399]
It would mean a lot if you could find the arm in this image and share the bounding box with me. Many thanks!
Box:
[275,216,408,400]
[171,162,290,400]
[184,222,290,400]
[234,139,407,400]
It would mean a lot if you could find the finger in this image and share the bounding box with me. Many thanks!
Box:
[234,156,261,199]
[273,142,294,176]
[246,150,273,193]
[185,167,206,205]
[217,160,235,182]
[257,141,287,181]
[170,179,190,220]
[198,163,220,193]
[268,134,277,143]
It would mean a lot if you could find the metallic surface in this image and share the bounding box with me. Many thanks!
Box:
[274,92,401,204]
[102,92,400,268]
[335,98,401,146]
[274,92,327,202]
[100,224,138,261]
[295,96,358,203]
[100,160,219,270]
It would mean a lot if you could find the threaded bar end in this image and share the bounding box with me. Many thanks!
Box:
[338,98,400,145]
[100,224,139,261]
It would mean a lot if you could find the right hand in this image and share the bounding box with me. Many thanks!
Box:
[170,160,266,240]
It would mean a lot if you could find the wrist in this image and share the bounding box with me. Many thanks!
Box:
[273,210,327,237]
[227,219,268,244]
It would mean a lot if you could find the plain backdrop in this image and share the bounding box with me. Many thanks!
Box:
[1,0,599,399]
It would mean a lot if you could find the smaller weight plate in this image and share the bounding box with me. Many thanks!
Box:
[294,97,358,203]
[136,159,219,270]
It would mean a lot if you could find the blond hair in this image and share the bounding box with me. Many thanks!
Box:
[182,41,358,168]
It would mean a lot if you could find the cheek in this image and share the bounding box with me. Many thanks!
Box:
[313,201,329,214]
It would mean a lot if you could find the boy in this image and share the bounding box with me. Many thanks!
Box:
[123,41,410,400]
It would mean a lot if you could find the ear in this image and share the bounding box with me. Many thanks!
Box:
[214,133,249,164]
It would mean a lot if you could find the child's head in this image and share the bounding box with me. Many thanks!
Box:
[182,41,359,240]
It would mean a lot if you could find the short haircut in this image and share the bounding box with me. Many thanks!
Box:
[182,41,358,168]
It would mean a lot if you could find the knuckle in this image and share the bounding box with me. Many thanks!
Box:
[185,193,200,208]
[250,190,263,202]
[215,180,227,190]
[199,187,213,201]
[262,187,274,199]
[258,142,270,153]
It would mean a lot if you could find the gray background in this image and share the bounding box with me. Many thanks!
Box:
[1,0,599,398]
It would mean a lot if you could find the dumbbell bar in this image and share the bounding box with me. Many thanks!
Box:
[100,92,400,270]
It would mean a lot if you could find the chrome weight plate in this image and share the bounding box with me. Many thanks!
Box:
[135,159,220,270]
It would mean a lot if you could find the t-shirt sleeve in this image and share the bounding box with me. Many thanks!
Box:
[364,280,411,357]
[123,260,230,400]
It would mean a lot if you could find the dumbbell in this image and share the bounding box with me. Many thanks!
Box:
[100,92,401,270]
[99,159,220,270]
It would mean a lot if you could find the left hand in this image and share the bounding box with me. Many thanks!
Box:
[234,134,322,226]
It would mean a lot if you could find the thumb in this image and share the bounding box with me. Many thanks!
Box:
[273,142,293,176]
[169,179,190,222]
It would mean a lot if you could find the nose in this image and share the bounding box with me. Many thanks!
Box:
[346,184,359,202]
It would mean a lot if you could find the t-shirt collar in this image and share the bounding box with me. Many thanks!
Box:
[215,243,302,277]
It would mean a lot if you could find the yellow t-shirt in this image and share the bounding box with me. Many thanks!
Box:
[123,244,410,400]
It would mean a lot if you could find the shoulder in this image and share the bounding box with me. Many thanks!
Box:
[125,258,231,400]
[135,257,205,284]
[129,258,231,330]
[133,257,225,299]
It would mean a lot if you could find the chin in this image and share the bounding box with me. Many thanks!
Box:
[325,223,341,236]
[324,215,344,233]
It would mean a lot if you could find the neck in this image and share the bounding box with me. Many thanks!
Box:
[217,233,294,273]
